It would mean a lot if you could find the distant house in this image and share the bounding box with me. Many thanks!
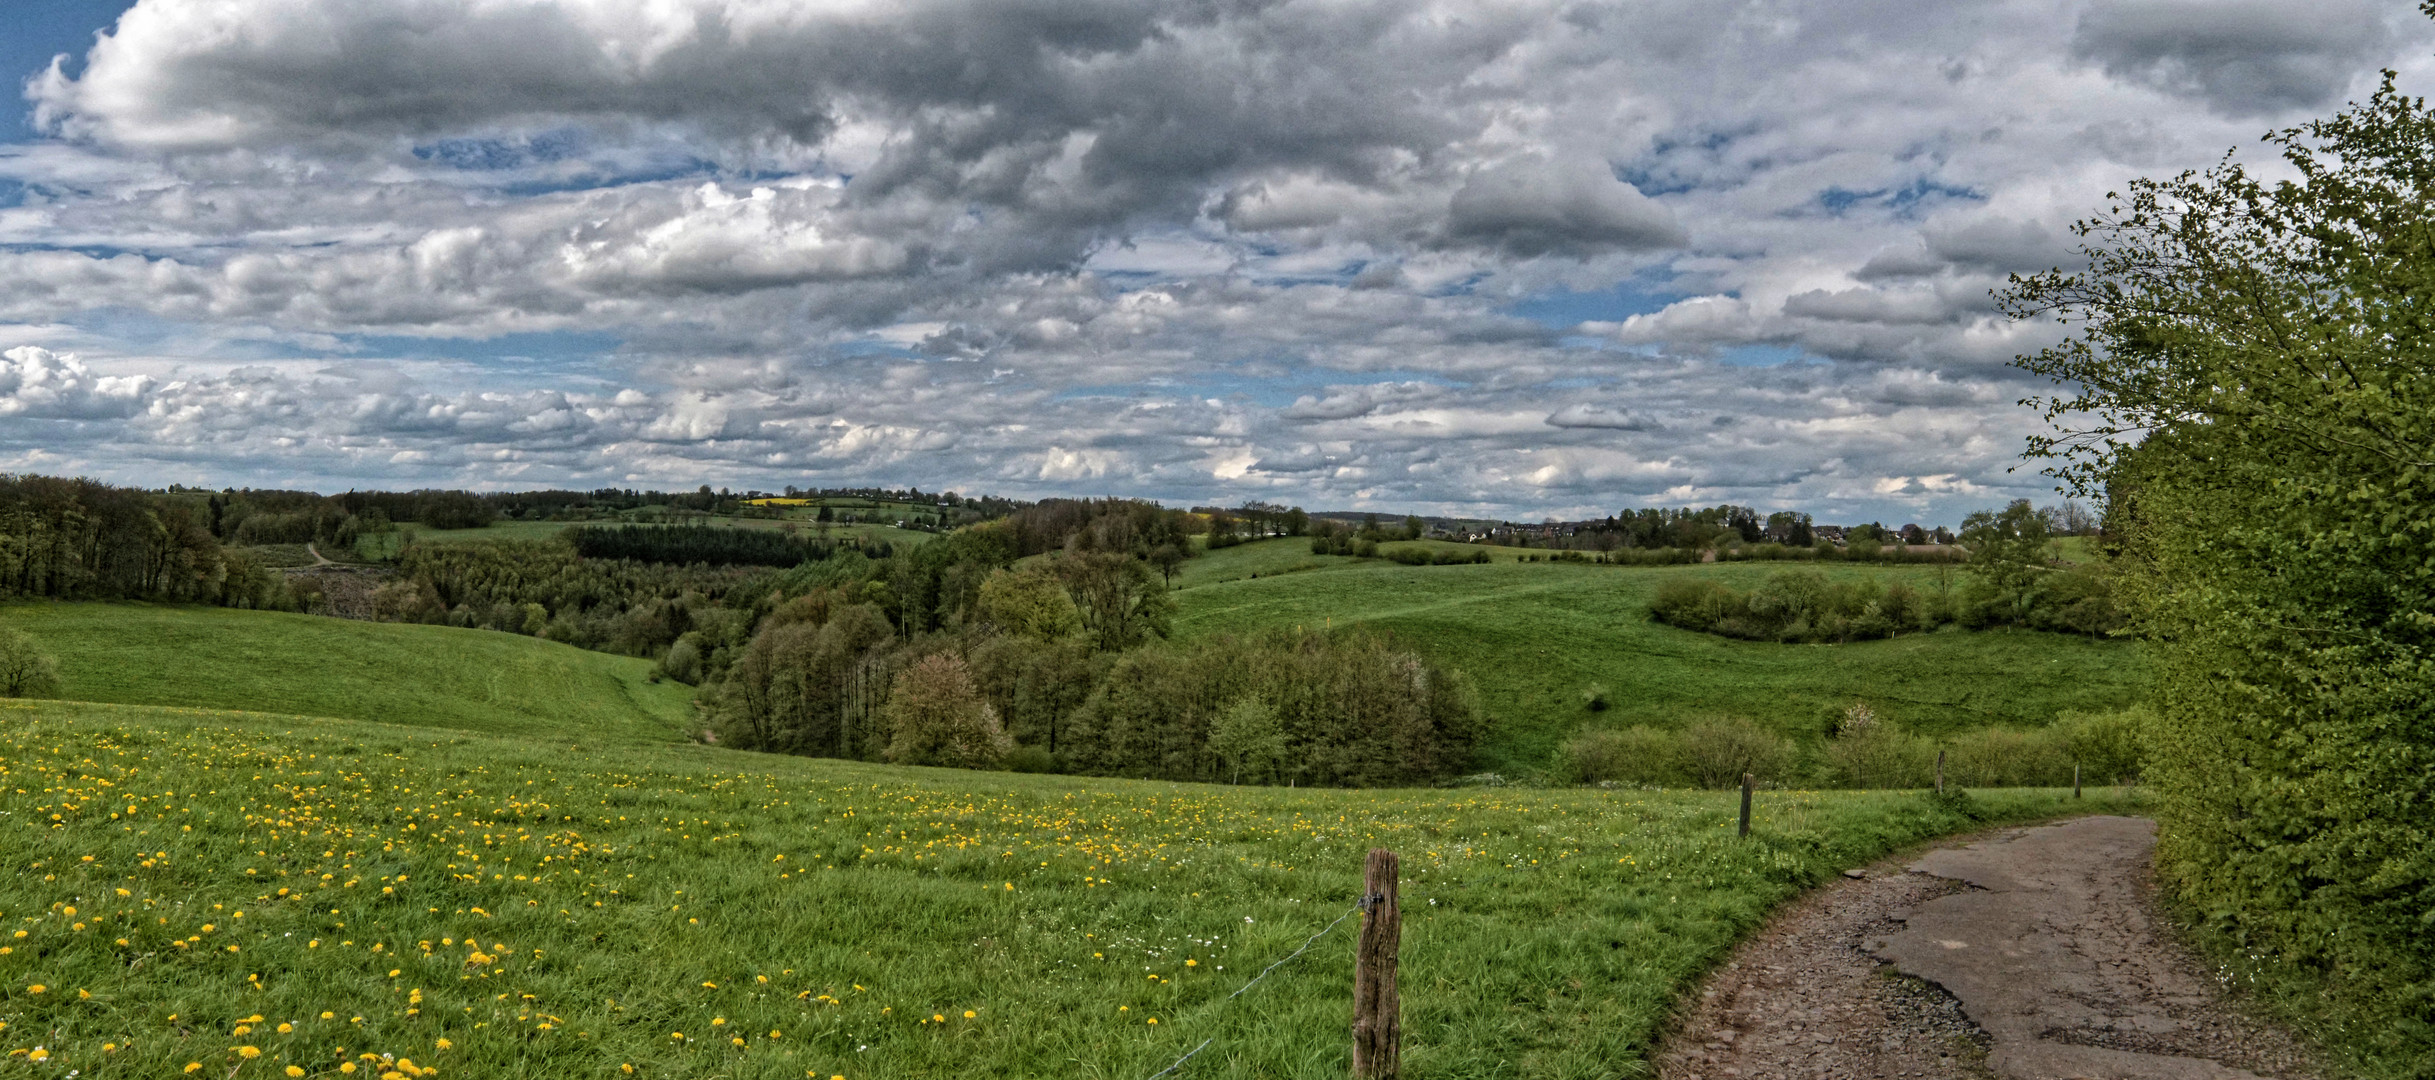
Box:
[1813,525,1849,545]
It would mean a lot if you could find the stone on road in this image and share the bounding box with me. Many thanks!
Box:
[1660,816,2317,1080]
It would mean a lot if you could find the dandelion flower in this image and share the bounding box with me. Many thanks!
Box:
[184,1064,203,1074]
[25,985,44,994]
[287,1067,308,1077]
[436,1039,452,1051]
[963,1011,976,1019]
[340,1065,358,1075]
[730,1038,746,1047]
[238,1046,263,1059]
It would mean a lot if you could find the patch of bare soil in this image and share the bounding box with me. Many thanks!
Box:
[1656,817,2320,1080]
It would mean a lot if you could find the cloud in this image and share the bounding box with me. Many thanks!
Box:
[1442,157,1687,257]
[2072,0,2394,117]
[0,347,153,418]
[0,0,2423,523]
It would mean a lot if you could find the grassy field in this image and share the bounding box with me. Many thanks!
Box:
[0,697,2144,1079]
[1174,540,2146,771]
[0,603,693,745]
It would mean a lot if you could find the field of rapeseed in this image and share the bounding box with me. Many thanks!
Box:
[0,699,2143,1079]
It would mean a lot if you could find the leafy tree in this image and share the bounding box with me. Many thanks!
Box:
[882,654,1013,769]
[1055,551,1174,652]
[0,627,60,698]
[1999,59,2435,1053]
[975,565,1083,640]
[1209,697,1287,784]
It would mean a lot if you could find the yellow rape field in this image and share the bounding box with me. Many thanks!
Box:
[0,699,2143,1078]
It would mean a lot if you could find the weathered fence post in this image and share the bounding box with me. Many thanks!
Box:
[1353,848,1401,1080]
[1738,773,1753,838]
[2074,764,2082,800]
[1935,749,1946,795]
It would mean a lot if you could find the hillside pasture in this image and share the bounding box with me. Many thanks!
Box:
[0,603,693,744]
[0,698,2142,1080]
[1173,541,2146,770]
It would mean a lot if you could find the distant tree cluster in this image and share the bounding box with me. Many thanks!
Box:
[0,475,286,607]
[566,523,875,569]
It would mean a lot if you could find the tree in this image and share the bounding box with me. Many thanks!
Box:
[1055,552,1174,652]
[883,654,1013,769]
[1209,697,1287,784]
[975,565,1083,640]
[1958,499,2054,622]
[1998,59,2435,1050]
[0,627,59,698]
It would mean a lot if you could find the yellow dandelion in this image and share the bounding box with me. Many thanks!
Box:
[185,1064,204,1074]
[322,1012,336,1020]
[278,1023,294,1034]
[26,984,44,994]
[730,1037,745,1047]
[340,1065,357,1075]
[436,1039,452,1051]
[963,1011,976,1019]
[238,1046,263,1059]
[287,1067,308,1077]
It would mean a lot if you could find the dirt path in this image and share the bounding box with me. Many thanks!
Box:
[1656,816,2320,1080]
[305,542,336,567]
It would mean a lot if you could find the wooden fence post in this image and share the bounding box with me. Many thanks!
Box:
[1935,749,1946,795]
[2074,764,2082,800]
[1738,773,1753,838]
[1353,848,1401,1080]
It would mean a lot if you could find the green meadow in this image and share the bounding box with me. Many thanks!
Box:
[0,697,2142,1080]
[1173,540,2147,770]
[0,603,693,745]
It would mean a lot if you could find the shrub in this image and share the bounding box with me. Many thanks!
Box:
[1943,727,2072,788]
[657,636,704,686]
[2054,705,2149,784]
[1209,697,1287,784]
[975,566,1083,640]
[1677,717,1791,788]
[1562,727,1683,786]
[1002,745,1060,774]
[0,627,60,698]
[882,654,1013,769]
[1822,713,1933,789]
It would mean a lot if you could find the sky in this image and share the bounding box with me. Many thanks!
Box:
[0,0,2426,523]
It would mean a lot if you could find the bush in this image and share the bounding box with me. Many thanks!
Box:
[1677,716,1791,788]
[882,654,1013,769]
[1562,727,1683,786]
[1002,745,1060,774]
[1820,710,1933,789]
[0,627,60,698]
[1944,727,2073,788]
[2054,705,2149,785]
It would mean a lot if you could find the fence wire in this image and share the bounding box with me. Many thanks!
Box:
[1137,903,1365,1080]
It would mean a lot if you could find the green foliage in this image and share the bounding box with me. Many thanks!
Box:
[1208,697,1287,784]
[1957,500,2124,635]
[1675,717,1793,788]
[0,698,2145,1080]
[1054,551,1174,652]
[974,565,1083,640]
[566,522,876,568]
[1650,569,1951,642]
[1819,710,1934,790]
[1065,628,1482,786]
[2000,61,2435,1067]
[1561,727,1685,786]
[0,624,60,697]
[882,654,1013,769]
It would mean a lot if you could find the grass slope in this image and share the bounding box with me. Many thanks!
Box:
[0,698,2143,1080]
[0,603,694,745]
[1175,540,2147,771]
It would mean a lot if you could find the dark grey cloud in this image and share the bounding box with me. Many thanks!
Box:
[2073,0,2394,117]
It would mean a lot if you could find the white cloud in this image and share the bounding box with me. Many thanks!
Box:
[0,0,2425,521]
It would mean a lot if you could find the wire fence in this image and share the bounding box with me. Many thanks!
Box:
[1136,901,1368,1080]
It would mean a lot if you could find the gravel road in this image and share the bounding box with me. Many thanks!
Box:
[1655,816,2319,1080]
